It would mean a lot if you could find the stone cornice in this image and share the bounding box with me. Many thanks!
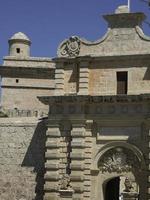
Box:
[53,54,150,63]
[3,56,53,62]
[0,66,55,79]
[103,12,145,28]
[38,94,150,105]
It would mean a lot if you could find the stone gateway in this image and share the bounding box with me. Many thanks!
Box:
[0,4,150,200]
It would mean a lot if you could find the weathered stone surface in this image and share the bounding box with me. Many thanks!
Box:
[0,118,46,200]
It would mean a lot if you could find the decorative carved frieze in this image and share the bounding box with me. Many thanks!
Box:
[48,103,148,118]
[39,95,150,120]
[99,147,140,173]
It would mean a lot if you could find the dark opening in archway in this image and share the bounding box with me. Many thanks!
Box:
[105,177,120,200]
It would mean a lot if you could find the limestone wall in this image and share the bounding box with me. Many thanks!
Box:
[0,56,55,111]
[0,117,46,200]
[89,66,150,95]
[3,57,54,68]
[64,65,78,94]
[1,87,52,110]
[2,77,54,88]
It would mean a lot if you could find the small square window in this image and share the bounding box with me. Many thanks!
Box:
[16,48,20,53]
[16,79,19,83]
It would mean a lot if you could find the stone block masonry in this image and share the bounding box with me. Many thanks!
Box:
[0,117,47,200]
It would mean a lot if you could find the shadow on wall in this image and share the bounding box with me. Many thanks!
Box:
[143,67,150,80]
[21,119,47,200]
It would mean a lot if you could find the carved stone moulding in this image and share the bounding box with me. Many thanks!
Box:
[98,147,140,173]
[57,36,81,58]
[59,189,74,198]
[38,94,150,105]
[122,192,139,200]
[48,103,146,117]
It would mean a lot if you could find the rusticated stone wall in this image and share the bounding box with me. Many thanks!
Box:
[0,117,47,200]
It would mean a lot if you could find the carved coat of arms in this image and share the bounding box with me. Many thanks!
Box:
[99,147,140,173]
[58,36,80,57]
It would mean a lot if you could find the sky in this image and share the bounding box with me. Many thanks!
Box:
[0,0,150,62]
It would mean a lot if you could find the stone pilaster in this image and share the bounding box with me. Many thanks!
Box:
[58,122,74,199]
[55,63,64,95]
[59,133,69,177]
[44,123,61,200]
[70,122,86,199]
[145,119,150,200]
[83,120,93,199]
[78,61,89,95]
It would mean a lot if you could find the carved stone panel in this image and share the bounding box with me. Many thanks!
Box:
[58,36,80,57]
[98,147,140,173]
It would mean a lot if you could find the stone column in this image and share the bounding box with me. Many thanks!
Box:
[70,122,86,199]
[78,61,89,95]
[55,63,64,95]
[44,122,61,200]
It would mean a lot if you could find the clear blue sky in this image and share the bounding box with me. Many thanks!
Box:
[0,0,150,62]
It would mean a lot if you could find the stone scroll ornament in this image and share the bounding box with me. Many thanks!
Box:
[58,36,80,57]
[99,147,140,173]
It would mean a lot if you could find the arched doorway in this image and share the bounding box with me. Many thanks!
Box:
[103,176,139,200]
[92,144,145,200]
[104,177,120,200]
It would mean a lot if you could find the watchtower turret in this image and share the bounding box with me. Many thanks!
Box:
[8,32,31,57]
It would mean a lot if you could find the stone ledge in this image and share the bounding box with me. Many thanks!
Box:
[45,163,59,170]
[46,141,59,148]
[72,186,84,193]
[46,131,61,137]
[39,94,150,105]
[3,56,53,62]
[71,131,85,137]
[59,189,74,198]
[70,175,84,181]
[71,153,85,160]
[44,194,59,200]
[71,164,84,170]
[45,152,60,159]
[44,185,59,192]
[44,173,59,181]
